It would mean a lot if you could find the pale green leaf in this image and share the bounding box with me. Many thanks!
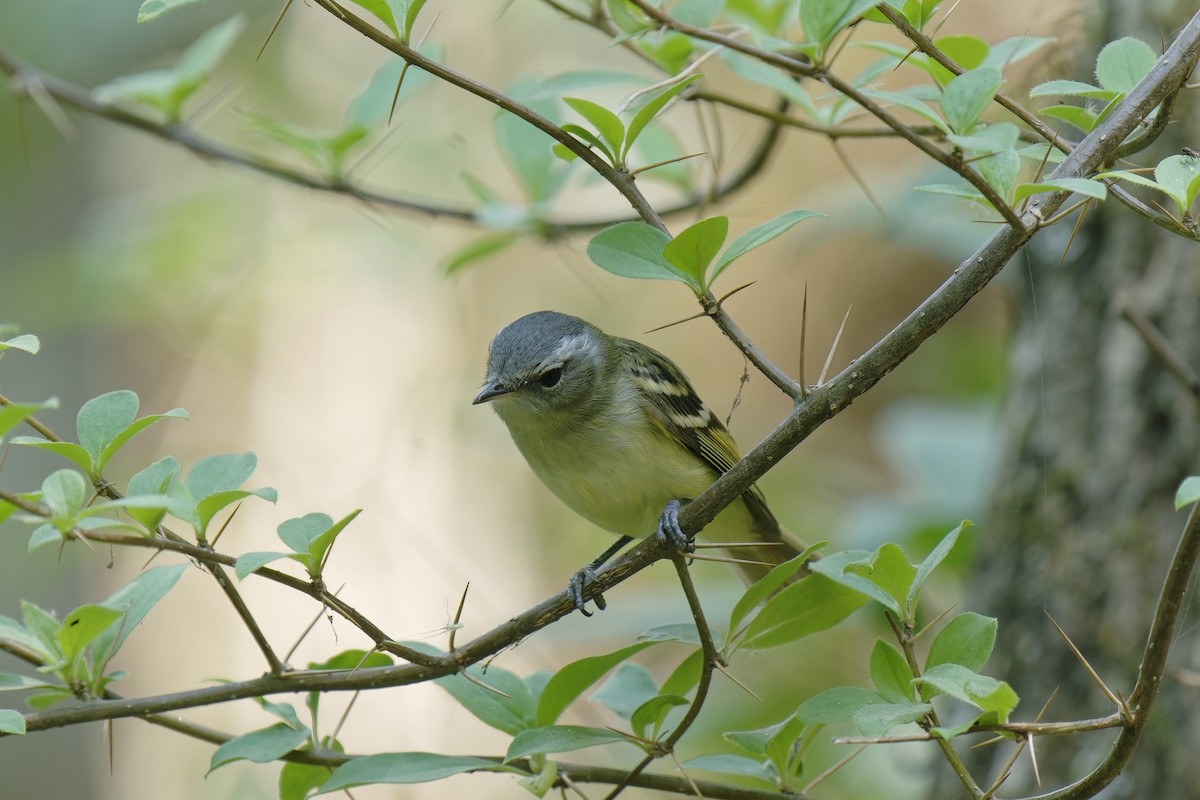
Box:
[1095,37,1158,93]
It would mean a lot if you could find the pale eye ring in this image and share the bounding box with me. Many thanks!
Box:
[538,367,563,388]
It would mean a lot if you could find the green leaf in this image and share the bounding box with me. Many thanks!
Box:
[1017,143,1068,165]
[57,605,123,676]
[560,123,614,162]
[586,222,697,290]
[741,573,869,650]
[308,649,394,672]
[1040,104,1098,133]
[870,640,913,702]
[728,543,826,638]
[0,709,26,735]
[185,452,258,498]
[100,410,187,475]
[245,116,348,176]
[672,0,722,27]
[536,641,656,725]
[21,602,61,657]
[443,232,521,274]
[345,0,399,36]
[175,15,246,88]
[421,651,534,735]
[906,520,969,617]
[810,549,894,608]
[494,96,566,203]
[563,97,626,158]
[511,71,647,103]
[194,487,278,538]
[941,67,1002,134]
[606,0,654,35]
[137,0,205,23]
[41,469,88,522]
[631,694,689,739]
[0,615,45,655]
[946,121,1019,155]
[0,673,55,691]
[983,35,1054,70]
[125,456,182,531]
[647,33,695,77]
[624,74,702,158]
[859,88,949,132]
[844,543,916,616]
[637,622,700,645]
[90,564,189,670]
[712,210,825,283]
[927,34,988,87]
[764,714,807,781]
[76,391,139,470]
[280,759,335,800]
[0,333,39,354]
[278,512,334,555]
[918,663,1018,722]
[978,146,1020,198]
[396,0,429,40]
[663,216,728,290]
[1175,476,1200,510]
[505,725,633,763]
[795,686,887,724]
[1154,154,1200,213]
[925,612,997,673]
[852,701,932,736]
[257,698,307,731]
[209,723,310,771]
[1095,37,1158,93]
[344,58,411,132]
[802,0,882,54]
[590,663,659,720]
[318,753,512,793]
[914,183,989,205]
[0,398,54,441]
[660,649,704,698]
[235,551,292,580]
[1014,177,1108,203]
[683,754,776,784]
[178,452,276,537]
[1028,79,1115,100]
[11,437,91,473]
[1094,169,1164,193]
[724,718,789,756]
[722,51,819,117]
[299,509,360,575]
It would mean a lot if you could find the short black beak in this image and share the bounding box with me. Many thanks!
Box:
[473,380,509,405]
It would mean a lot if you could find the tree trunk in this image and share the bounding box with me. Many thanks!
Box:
[946,2,1200,796]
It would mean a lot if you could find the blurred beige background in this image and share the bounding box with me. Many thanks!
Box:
[0,0,1052,797]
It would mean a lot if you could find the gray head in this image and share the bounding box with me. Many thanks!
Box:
[473,311,609,416]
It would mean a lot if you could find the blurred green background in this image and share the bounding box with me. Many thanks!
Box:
[0,0,1051,796]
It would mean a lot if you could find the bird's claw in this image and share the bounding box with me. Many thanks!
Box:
[567,566,606,616]
[655,499,694,553]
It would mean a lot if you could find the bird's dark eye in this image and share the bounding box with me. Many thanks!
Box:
[538,367,563,388]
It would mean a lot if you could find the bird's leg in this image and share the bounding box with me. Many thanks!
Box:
[568,535,633,616]
[655,499,694,553]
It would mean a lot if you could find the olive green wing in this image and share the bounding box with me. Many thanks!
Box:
[618,338,781,539]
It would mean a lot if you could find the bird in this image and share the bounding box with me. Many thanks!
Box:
[473,310,804,614]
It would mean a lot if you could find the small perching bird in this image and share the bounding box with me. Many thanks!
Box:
[474,310,804,613]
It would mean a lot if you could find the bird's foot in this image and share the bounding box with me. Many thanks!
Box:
[567,566,607,616]
[655,499,694,554]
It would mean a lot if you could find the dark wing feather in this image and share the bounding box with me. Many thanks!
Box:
[617,338,781,540]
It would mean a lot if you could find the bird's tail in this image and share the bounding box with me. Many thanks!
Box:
[705,489,810,586]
